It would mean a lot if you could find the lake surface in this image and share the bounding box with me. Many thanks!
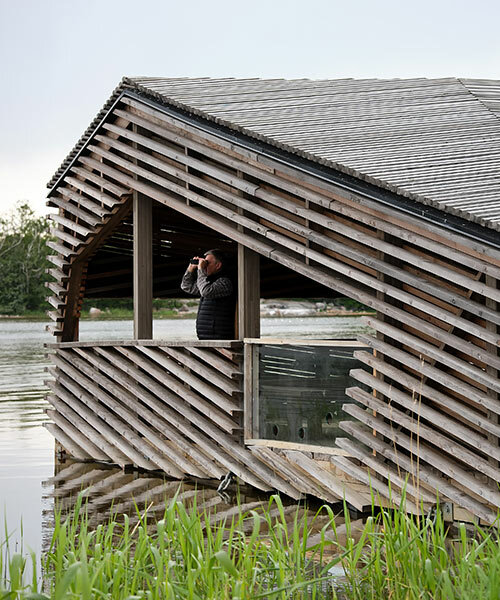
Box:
[0,316,370,561]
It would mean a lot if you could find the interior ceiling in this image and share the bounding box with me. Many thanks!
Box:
[84,202,340,300]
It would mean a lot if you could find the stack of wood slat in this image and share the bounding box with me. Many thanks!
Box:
[46,156,133,339]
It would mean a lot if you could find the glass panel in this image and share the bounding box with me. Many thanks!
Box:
[257,344,368,446]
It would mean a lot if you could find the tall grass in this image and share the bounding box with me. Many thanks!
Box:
[2,491,500,599]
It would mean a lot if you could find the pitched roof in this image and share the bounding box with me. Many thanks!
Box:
[49,76,500,231]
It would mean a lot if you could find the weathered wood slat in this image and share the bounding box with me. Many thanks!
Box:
[46,240,75,258]
[338,423,498,524]
[353,351,500,438]
[158,346,241,396]
[45,381,128,465]
[357,333,499,415]
[92,346,225,479]
[100,124,260,196]
[346,385,500,482]
[50,213,93,237]
[59,199,132,342]
[48,340,242,349]
[77,155,275,257]
[85,144,272,238]
[46,267,69,282]
[73,347,210,478]
[137,346,241,414]
[49,359,160,471]
[322,195,500,280]
[47,310,64,322]
[44,418,92,460]
[70,165,131,197]
[58,186,111,218]
[47,195,102,227]
[342,404,500,508]
[283,450,371,511]
[115,346,238,433]
[362,316,500,393]
[248,446,322,500]
[46,254,69,270]
[46,295,65,310]
[55,350,186,477]
[45,281,67,297]
[334,438,437,504]
[46,324,63,336]
[329,455,421,514]
[50,227,83,247]
[185,346,242,379]
[64,176,121,208]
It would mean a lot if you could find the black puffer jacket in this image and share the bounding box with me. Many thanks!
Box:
[196,273,236,340]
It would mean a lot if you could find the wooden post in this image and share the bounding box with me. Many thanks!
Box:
[133,192,153,339]
[238,245,260,339]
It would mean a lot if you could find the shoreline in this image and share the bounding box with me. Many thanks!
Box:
[0,310,374,323]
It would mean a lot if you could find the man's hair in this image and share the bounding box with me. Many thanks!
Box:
[204,248,225,264]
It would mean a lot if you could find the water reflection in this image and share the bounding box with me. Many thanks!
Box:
[43,459,364,562]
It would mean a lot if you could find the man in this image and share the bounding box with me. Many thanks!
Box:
[180,249,236,340]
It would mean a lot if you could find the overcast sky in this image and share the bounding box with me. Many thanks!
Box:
[1,0,499,216]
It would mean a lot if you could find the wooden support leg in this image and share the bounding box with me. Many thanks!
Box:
[238,245,260,339]
[133,192,153,339]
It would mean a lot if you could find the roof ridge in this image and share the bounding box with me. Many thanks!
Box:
[458,77,500,121]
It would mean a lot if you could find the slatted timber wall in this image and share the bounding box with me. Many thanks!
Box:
[46,94,500,522]
[46,132,133,340]
[45,341,309,498]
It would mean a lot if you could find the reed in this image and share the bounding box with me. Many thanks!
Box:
[1,490,500,599]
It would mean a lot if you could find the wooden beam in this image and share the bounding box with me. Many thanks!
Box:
[133,192,153,340]
[238,245,260,339]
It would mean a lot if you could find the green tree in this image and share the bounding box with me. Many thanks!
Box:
[0,202,51,314]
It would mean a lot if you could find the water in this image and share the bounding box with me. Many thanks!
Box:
[0,316,369,561]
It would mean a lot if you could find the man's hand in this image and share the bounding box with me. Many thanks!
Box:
[187,257,200,273]
[198,257,208,272]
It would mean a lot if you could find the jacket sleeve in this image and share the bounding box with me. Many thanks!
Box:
[180,269,200,295]
[196,272,233,298]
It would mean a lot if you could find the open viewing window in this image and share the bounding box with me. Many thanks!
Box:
[244,339,369,449]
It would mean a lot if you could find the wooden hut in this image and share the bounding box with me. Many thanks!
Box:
[44,77,500,523]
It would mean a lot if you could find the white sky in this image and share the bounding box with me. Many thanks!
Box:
[1,0,499,216]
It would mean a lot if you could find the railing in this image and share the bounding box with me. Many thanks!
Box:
[45,340,244,480]
[44,338,380,510]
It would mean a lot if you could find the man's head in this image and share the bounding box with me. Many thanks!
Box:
[203,249,224,276]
